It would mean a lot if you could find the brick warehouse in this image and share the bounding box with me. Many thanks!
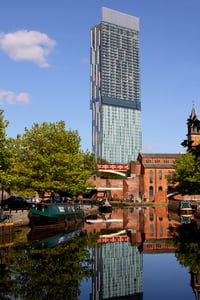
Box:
[89,106,200,202]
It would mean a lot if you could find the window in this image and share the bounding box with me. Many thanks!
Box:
[159,226,163,237]
[155,160,160,163]
[159,170,162,180]
[149,186,154,197]
[149,170,153,184]
[146,159,151,163]
[149,211,154,221]
[158,186,163,192]
[150,224,154,237]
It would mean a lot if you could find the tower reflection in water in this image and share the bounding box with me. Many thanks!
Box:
[86,203,196,300]
[91,238,143,299]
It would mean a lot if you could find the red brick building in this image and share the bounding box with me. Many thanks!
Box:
[136,153,179,201]
[89,153,178,202]
[89,106,200,202]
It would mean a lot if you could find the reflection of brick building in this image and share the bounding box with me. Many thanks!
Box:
[84,206,178,252]
[142,205,176,253]
[90,106,200,202]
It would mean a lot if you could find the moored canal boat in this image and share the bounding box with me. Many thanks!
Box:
[168,197,193,215]
[28,203,84,229]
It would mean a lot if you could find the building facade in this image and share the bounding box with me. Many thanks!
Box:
[89,153,179,202]
[90,7,142,164]
[136,153,179,201]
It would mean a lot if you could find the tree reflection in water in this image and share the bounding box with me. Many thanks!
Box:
[173,221,200,273]
[0,231,98,300]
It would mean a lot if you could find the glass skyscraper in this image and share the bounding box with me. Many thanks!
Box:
[90,7,142,164]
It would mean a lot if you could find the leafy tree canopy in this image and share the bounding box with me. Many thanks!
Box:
[82,150,99,176]
[96,157,111,164]
[170,152,200,195]
[0,110,11,189]
[169,132,200,195]
[7,121,95,198]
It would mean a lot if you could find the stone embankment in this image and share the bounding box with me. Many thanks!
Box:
[9,210,29,226]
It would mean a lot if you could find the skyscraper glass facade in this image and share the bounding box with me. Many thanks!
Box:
[90,7,142,164]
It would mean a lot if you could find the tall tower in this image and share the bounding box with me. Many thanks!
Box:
[90,7,142,164]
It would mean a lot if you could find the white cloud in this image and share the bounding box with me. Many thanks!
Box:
[0,30,56,67]
[0,90,30,104]
[16,93,30,104]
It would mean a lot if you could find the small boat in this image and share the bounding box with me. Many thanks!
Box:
[28,203,84,229]
[179,200,192,215]
[168,197,193,215]
[98,199,112,213]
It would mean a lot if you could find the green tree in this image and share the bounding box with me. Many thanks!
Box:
[170,130,200,194]
[97,157,110,164]
[82,150,99,175]
[170,152,200,194]
[0,110,11,201]
[8,121,95,198]
[181,138,200,159]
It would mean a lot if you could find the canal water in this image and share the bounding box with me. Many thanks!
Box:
[0,206,198,300]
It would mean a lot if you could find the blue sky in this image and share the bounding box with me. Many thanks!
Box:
[1,0,200,155]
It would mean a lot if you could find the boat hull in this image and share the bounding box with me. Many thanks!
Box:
[28,203,84,229]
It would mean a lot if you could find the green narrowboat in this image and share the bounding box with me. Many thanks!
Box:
[28,203,84,229]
